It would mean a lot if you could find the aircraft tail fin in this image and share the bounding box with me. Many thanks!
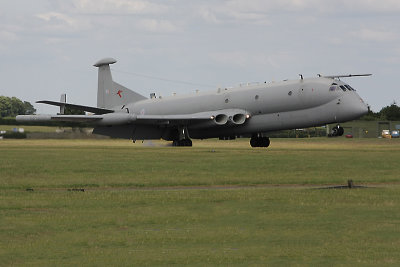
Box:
[94,58,147,109]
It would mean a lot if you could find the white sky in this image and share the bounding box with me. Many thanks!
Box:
[1,0,399,113]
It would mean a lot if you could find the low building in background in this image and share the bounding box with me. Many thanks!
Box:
[327,120,400,138]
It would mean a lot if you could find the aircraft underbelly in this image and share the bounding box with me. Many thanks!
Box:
[93,125,164,140]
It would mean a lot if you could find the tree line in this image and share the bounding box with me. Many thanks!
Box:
[0,96,85,118]
[362,103,400,121]
[0,96,36,118]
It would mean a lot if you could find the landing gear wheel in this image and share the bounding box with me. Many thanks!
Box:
[337,126,344,136]
[262,137,270,147]
[250,136,270,148]
[250,138,258,147]
[172,139,193,147]
[329,125,344,137]
[182,139,192,147]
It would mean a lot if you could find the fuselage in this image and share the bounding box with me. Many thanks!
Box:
[16,57,370,145]
[120,77,368,139]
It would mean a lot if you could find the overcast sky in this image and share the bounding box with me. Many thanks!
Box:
[1,0,399,113]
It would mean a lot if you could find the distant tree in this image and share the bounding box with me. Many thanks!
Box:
[0,96,11,117]
[379,102,400,121]
[359,105,379,121]
[0,96,36,117]
[23,101,36,115]
[10,97,25,116]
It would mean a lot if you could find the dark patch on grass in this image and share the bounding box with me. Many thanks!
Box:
[317,180,371,189]
[67,188,85,192]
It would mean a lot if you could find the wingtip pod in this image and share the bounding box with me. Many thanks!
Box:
[16,114,52,122]
[98,113,136,126]
[93,58,117,67]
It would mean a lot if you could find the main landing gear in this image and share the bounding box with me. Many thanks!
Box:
[172,139,192,147]
[172,126,193,147]
[328,125,344,137]
[250,136,270,148]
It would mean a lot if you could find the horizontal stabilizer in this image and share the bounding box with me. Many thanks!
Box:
[37,100,114,114]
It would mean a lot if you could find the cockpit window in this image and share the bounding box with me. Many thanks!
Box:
[329,83,337,91]
[345,85,356,91]
[339,85,347,91]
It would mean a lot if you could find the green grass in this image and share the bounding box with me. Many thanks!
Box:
[2,187,400,266]
[1,138,399,189]
[1,138,400,265]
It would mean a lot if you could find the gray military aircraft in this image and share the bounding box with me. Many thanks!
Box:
[17,58,370,147]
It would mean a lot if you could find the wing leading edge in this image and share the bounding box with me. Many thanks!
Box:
[16,108,250,127]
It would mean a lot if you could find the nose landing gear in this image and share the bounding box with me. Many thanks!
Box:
[329,125,344,137]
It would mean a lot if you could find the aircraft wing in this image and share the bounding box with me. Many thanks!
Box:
[16,113,213,126]
[16,109,249,126]
[37,100,114,114]
[16,114,103,123]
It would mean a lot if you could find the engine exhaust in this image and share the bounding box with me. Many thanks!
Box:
[230,113,246,125]
[213,114,228,125]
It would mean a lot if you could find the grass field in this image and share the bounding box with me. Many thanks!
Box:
[1,138,400,265]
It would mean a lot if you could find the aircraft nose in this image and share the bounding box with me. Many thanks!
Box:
[356,97,369,116]
[337,94,369,122]
[349,96,369,119]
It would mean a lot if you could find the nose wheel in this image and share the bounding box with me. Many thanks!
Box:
[250,136,270,148]
[329,125,344,137]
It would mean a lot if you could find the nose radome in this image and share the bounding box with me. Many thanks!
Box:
[354,97,369,117]
[339,93,369,121]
